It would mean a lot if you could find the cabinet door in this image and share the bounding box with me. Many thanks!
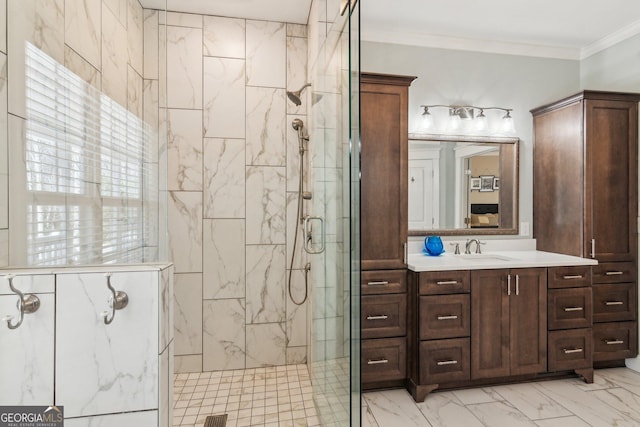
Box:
[585,98,638,262]
[56,272,159,417]
[361,75,412,270]
[0,275,55,405]
[471,270,509,379]
[509,268,547,375]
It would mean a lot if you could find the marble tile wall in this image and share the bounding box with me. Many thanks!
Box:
[167,13,309,373]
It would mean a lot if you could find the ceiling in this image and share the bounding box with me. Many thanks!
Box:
[139,0,640,60]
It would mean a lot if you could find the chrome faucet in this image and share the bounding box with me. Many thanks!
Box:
[465,239,483,254]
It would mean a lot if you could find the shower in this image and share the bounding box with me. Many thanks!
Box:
[286,83,311,106]
[288,117,311,306]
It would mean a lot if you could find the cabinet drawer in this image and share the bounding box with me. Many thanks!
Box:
[593,262,635,284]
[548,329,592,371]
[593,322,638,362]
[420,294,470,340]
[419,270,470,295]
[548,266,591,289]
[548,287,592,330]
[593,283,636,323]
[361,270,407,295]
[362,338,406,384]
[361,294,407,339]
[419,338,470,384]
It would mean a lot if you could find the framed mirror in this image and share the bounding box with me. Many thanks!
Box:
[408,133,519,236]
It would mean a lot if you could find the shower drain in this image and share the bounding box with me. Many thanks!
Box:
[203,414,227,427]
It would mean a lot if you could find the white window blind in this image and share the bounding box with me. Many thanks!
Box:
[25,43,155,265]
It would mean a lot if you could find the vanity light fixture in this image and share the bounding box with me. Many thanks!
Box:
[420,104,515,134]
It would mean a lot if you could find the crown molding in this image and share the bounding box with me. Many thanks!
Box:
[580,19,640,59]
[361,27,581,60]
[362,21,640,61]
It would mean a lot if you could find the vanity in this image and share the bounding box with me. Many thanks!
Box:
[359,74,639,402]
[406,245,597,402]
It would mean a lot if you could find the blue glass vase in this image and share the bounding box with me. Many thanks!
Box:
[424,236,444,256]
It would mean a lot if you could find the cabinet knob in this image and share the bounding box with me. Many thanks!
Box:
[605,301,624,306]
[563,348,584,354]
[436,360,458,366]
[367,359,389,365]
[563,307,584,312]
[562,275,583,280]
[605,339,624,345]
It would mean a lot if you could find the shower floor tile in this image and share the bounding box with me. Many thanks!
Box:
[173,364,320,427]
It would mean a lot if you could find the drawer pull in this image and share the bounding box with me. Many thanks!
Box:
[605,271,624,276]
[605,339,624,345]
[563,307,584,312]
[437,315,459,320]
[562,275,583,280]
[605,301,624,306]
[436,280,458,285]
[366,315,389,321]
[563,348,584,354]
[367,281,389,286]
[367,359,389,365]
[436,360,458,366]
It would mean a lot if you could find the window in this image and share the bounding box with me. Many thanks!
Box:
[25,43,155,265]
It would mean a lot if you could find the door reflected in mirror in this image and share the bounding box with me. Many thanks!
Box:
[408,134,519,236]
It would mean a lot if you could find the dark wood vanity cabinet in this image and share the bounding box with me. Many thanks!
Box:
[532,91,640,366]
[547,266,593,380]
[471,268,547,379]
[360,73,416,390]
[361,73,415,271]
[409,266,594,402]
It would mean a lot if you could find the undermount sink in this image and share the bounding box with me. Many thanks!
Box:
[455,254,514,262]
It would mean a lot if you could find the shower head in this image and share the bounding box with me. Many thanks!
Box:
[286,83,311,106]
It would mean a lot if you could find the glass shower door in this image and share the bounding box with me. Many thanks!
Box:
[309,1,360,425]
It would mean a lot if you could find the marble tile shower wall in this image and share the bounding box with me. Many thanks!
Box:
[1,0,158,266]
[165,13,310,373]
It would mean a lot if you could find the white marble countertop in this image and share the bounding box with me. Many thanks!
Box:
[408,250,597,272]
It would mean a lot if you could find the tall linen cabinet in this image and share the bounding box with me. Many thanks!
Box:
[360,73,416,390]
[532,91,639,365]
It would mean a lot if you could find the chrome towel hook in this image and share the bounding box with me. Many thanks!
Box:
[4,274,40,330]
[102,273,129,325]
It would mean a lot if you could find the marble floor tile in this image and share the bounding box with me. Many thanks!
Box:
[591,388,640,423]
[362,404,380,427]
[534,416,591,427]
[466,401,537,427]
[416,393,483,427]
[534,378,639,426]
[451,387,503,405]
[490,382,573,420]
[597,368,640,397]
[364,389,431,427]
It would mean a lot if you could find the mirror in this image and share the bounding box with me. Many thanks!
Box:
[408,133,519,236]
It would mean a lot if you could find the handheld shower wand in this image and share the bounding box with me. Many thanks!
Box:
[291,118,309,154]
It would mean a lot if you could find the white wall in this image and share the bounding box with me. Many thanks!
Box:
[580,33,640,91]
[361,41,581,237]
